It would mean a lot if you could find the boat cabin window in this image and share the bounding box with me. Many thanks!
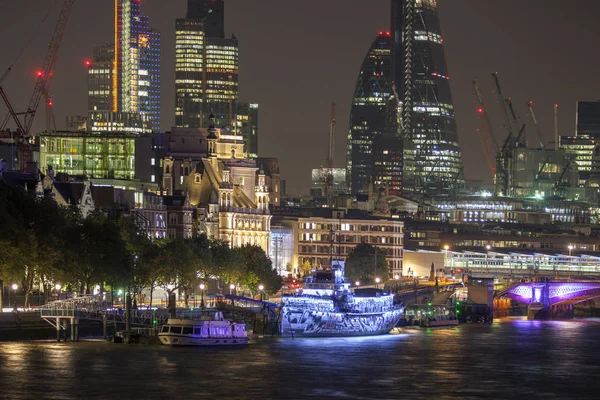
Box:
[194,327,201,335]
[182,327,193,335]
[161,326,169,333]
[170,326,182,334]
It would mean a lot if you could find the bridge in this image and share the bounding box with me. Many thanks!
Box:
[497,281,600,320]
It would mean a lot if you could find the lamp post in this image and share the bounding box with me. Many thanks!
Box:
[375,277,381,289]
[229,284,236,296]
[55,284,61,301]
[355,281,360,288]
[11,283,17,310]
[258,285,264,301]
[199,284,205,309]
[485,245,491,275]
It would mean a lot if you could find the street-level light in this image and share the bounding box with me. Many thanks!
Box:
[11,283,17,291]
[258,284,264,291]
[229,284,235,295]
[444,245,449,251]
[355,281,360,287]
[199,283,205,309]
[486,245,491,250]
[258,284,265,301]
[375,277,381,283]
[394,275,400,280]
[55,284,61,291]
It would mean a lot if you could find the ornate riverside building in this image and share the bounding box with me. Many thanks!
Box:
[162,115,272,252]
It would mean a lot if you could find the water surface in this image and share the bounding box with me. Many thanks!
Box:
[1,318,599,399]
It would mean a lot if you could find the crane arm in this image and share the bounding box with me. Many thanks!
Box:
[527,101,546,150]
[472,80,500,153]
[23,0,75,136]
[491,72,514,150]
[0,86,26,134]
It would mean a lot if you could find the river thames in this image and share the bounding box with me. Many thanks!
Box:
[1,317,599,399]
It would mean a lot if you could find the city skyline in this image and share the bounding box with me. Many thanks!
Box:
[0,1,599,193]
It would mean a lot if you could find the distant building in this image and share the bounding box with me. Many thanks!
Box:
[235,102,259,158]
[39,131,136,180]
[391,0,464,195]
[372,136,404,196]
[65,116,87,132]
[87,1,160,133]
[162,116,273,252]
[346,32,395,194]
[272,208,404,276]
[560,134,596,182]
[135,132,170,184]
[576,101,600,138]
[311,168,347,199]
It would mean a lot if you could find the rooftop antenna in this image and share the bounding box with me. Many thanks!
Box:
[325,103,336,207]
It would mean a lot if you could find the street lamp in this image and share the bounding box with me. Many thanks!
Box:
[375,277,381,289]
[229,284,236,295]
[394,275,399,280]
[11,284,17,309]
[199,283,205,309]
[444,245,449,269]
[258,284,264,301]
[355,281,360,287]
[485,245,491,275]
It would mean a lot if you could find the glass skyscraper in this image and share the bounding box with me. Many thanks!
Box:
[346,33,396,194]
[576,101,600,138]
[391,0,463,195]
[175,0,240,129]
[114,0,160,132]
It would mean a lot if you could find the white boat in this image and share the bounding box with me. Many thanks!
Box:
[158,311,249,346]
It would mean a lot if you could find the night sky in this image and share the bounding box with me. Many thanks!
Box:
[1,1,599,194]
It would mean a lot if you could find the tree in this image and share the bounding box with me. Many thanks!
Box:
[237,244,282,295]
[345,243,389,284]
[300,260,313,277]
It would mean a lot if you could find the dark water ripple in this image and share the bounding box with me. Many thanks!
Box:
[1,318,600,399]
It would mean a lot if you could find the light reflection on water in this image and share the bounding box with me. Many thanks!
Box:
[1,319,600,399]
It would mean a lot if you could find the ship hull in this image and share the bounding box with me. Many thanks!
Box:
[281,308,404,338]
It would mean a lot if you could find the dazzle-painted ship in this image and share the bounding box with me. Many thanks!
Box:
[281,262,404,337]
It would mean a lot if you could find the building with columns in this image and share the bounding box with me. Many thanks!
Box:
[162,115,272,252]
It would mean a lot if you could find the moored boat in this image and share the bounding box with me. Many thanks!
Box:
[281,262,404,337]
[158,311,249,346]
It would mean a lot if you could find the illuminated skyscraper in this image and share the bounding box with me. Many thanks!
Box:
[391,0,463,195]
[175,0,240,129]
[346,32,396,194]
[93,0,161,132]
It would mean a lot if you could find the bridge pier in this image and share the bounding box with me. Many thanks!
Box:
[527,304,574,320]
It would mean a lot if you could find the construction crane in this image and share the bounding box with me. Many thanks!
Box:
[491,72,516,197]
[324,103,336,207]
[473,79,505,195]
[506,97,527,147]
[23,0,75,136]
[0,0,75,170]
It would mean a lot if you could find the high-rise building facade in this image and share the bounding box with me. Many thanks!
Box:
[87,1,160,133]
[175,1,239,129]
[88,44,114,113]
[391,0,463,195]
[372,136,404,196]
[346,33,396,194]
[576,101,600,138]
[114,0,160,132]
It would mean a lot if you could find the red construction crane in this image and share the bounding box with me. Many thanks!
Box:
[0,0,75,170]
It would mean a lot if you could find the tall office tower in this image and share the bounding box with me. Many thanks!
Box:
[391,0,463,195]
[576,101,600,138]
[233,102,259,158]
[88,44,114,113]
[346,32,396,194]
[175,0,241,130]
[113,0,161,132]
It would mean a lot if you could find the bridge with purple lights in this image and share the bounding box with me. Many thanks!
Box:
[497,281,600,319]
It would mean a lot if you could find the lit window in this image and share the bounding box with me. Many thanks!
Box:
[151,158,155,166]
[151,175,155,183]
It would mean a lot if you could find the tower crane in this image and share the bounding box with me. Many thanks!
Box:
[0,0,75,170]
[490,72,516,197]
[473,79,505,195]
